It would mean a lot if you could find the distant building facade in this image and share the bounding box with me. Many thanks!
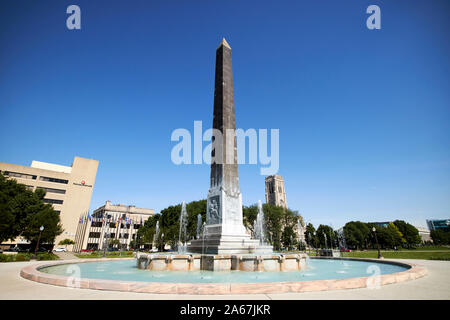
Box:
[367,221,435,244]
[265,175,288,209]
[296,222,306,246]
[74,201,154,252]
[370,222,391,228]
[427,219,450,233]
[0,157,98,249]
[417,227,431,243]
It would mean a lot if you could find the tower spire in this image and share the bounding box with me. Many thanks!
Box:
[217,37,231,50]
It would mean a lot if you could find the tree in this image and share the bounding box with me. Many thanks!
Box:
[0,173,63,245]
[186,200,207,239]
[58,239,75,250]
[137,214,160,247]
[343,221,370,250]
[129,240,138,250]
[0,174,37,242]
[377,222,404,249]
[262,204,285,250]
[243,205,258,235]
[430,230,450,245]
[304,223,317,248]
[366,223,381,249]
[109,239,121,248]
[393,220,421,248]
[281,225,297,250]
[21,200,64,246]
[243,203,303,251]
[316,225,335,249]
[147,200,207,249]
[159,204,182,248]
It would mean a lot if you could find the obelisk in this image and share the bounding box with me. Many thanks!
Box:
[188,38,270,254]
[206,38,246,236]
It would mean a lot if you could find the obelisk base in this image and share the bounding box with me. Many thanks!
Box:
[187,235,273,255]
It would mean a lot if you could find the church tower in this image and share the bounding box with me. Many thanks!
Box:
[265,175,288,209]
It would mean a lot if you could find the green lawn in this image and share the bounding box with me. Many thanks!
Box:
[394,246,450,251]
[75,251,135,259]
[305,248,450,260]
[341,250,450,260]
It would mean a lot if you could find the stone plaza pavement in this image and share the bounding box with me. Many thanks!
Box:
[0,259,448,300]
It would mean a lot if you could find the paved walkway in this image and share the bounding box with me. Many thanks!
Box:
[53,252,79,260]
[0,259,448,299]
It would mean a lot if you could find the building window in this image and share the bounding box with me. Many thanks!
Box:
[3,171,37,180]
[42,198,64,205]
[89,232,101,238]
[91,222,102,228]
[39,176,69,184]
[36,187,66,194]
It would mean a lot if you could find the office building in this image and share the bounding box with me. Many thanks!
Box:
[0,156,98,249]
[74,201,154,252]
[417,227,432,242]
[426,219,450,232]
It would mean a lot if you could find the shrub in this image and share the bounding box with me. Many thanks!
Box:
[36,253,59,261]
[15,254,30,262]
[0,254,14,262]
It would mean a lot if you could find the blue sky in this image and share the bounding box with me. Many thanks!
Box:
[0,0,449,229]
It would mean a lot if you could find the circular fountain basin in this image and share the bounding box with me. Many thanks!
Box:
[20,257,427,294]
[136,253,308,272]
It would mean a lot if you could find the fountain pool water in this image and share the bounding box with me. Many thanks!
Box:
[38,258,408,283]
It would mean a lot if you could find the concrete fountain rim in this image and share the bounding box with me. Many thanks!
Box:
[20,257,427,295]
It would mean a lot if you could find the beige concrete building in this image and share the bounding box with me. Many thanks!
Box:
[417,227,432,243]
[0,156,99,249]
[74,201,154,252]
[265,175,288,209]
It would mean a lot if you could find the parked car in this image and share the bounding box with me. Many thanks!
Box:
[53,248,67,252]
[340,248,351,252]
[81,249,94,252]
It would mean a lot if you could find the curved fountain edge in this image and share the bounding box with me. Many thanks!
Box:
[20,257,428,295]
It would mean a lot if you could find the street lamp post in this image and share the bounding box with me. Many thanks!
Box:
[33,225,44,259]
[372,227,383,259]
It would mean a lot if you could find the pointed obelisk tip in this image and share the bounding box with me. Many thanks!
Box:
[218,37,231,50]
